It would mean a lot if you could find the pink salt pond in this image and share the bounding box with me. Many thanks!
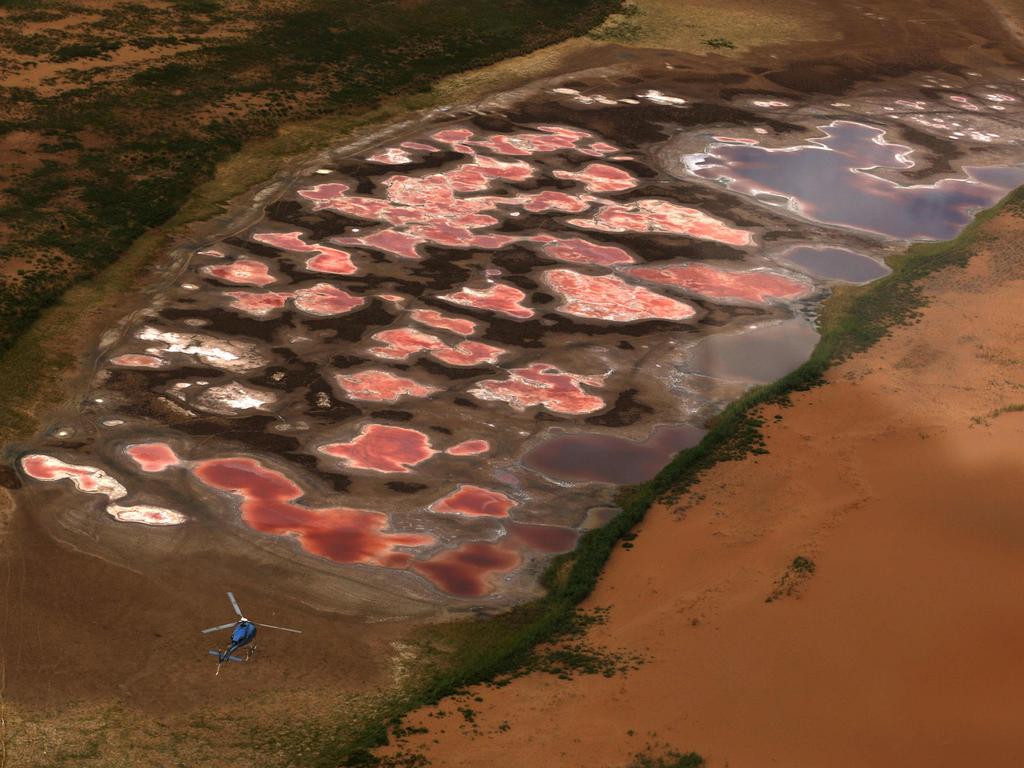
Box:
[552,163,639,193]
[446,439,490,456]
[20,454,187,526]
[126,443,181,472]
[225,284,364,317]
[201,259,276,287]
[106,505,187,526]
[431,340,506,367]
[543,269,696,322]
[431,485,516,517]
[518,190,593,213]
[334,370,439,402]
[413,542,520,597]
[292,283,364,316]
[367,328,503,366]
[627,263,812,304]
[193,457,432,568]
[368,328,446,360]
[470,363,606,415]
[335,229,425,260]
[319,424,437,473]
[224,291,291,317]
[109,353,167,368]
[409,309,477,335]
[434,124,603,157]
[439,283,534,319]
[252,231,357,276]
[567,199,752,246]
[21,454,125,498]
[539,237,634,266]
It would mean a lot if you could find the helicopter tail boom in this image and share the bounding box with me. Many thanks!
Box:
[208,649,246,664]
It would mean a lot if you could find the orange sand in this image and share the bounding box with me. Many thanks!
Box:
[378,207,1024,765]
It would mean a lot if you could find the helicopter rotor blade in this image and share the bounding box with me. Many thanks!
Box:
[227,591,243,618]
[254,622,302,634]
[201,622,238,634]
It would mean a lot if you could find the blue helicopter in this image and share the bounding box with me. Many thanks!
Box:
[201,591,301,674]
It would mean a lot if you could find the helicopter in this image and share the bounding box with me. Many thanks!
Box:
[201,591,301,674]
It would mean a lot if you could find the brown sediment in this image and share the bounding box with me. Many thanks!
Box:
[376,198,1024,767]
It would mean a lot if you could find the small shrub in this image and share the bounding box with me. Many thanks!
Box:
[703,37,736,49]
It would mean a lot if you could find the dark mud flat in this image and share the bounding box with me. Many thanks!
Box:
[779,245,892,283]
[522,424,706,484]
[11,61,1024,619]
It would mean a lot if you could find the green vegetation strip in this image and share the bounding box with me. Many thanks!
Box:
[0,0,619,354]
[0,0,622,445]
[272,187,1023,768]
